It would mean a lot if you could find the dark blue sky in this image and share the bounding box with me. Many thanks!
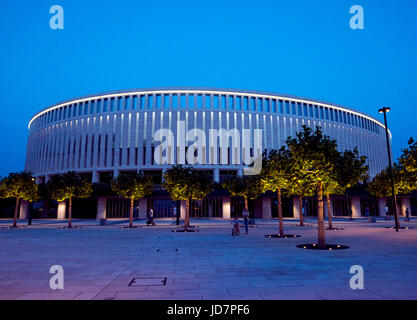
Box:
[0,0,416,176]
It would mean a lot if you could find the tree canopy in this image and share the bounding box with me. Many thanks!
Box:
[111,171,154,200]
[47,171,92,202]
[222,174,262,207]
[163,165,213,202]
[0,171,39,202]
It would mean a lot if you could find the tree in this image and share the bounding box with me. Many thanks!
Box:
[47,171,92,228]
[163,165,213,230]
[111,171,154,228]
[260,148,291,236]
[0,171,39,228]
[324,148,368,228]
[286,126,340,248]
[398,137,417,189]
[222,174,262,218]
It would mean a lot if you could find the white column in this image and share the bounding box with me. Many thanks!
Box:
[351,196,361,217]
[292,196,300,219]
[262,198,271,219]
[19,200,29,219]
[96,197,106,220]
[138,198,147,219]
[400,197,411,217]
[92,170,99,183]
[57,201,66,219]
[180,200,186,219]
[378,198,386,217]
[222,197,231,219]
[213,168,220,183]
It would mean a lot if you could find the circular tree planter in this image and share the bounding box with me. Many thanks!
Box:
[326,227,345,231]
[265,234,301,239]
[1,225,26,229]
[172,226,200,233]
[384,226,413,230]
[120,226,139,229]
[296,243,349,250]
[293,224,314,227]
[58,226,81,229]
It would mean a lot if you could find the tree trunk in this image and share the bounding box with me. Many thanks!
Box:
[277,188,284,237]
[298,195,304,226]
[317,181,326,249]
[129,198,134,228]
[326,193,333,229]
[244,196,248,211]
[68,197,73,228]
[13,197,20,228]
[393,194,400,230]
[185,198,190,230]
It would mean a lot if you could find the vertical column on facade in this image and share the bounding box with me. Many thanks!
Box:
[400,197,411,217]
[96,197,107,220]
[180,200,186,219]
[261,197,271,220]
[19,200,29,219]
[138,198,147,219]
[57,201,66,219]
[222,197,231,219]
[92,171,99,183]
[351,196,361,217]
[378,198,386,217]
[213,168,220,183]
[292,196,300,219]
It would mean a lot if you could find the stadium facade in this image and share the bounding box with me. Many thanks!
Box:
[24,88,410,220]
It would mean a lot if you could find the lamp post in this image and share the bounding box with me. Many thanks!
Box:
[378,107,399,232]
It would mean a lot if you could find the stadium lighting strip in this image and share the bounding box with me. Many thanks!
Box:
[28,89,389,137]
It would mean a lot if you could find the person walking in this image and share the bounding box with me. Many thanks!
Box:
[364,206,370,217]
[242,207,249,235]
[384,205,390,220]
[148,208,155,226]
[405,208,410,222]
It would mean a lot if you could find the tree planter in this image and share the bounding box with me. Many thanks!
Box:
[296,243,349,250]
[265,234,301,239]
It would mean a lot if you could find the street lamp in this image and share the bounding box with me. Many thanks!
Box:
[378,107,399,232]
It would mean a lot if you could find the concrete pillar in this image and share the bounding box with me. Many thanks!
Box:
[213,168,220,183]
[262,198,271,219]
[113,169,120,178]
[57,201,66,219]
[19,200,29,219]
[400,197,411,217]
[351,196,361,217]
[292,196,300,219]
[208,202,213,218]
[92,171,99,183]
[96,197,106,220]
[378,198,387,217]
[138,198,147,219]
[180,200,186,219]
[222,197,231,219]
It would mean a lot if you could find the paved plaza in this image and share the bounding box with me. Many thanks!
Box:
[0,217,416,300]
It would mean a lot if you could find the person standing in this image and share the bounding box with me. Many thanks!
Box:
[405,208,410,222]
[384,205,390,220]
[242,207,249,235]
[364,206,370,217]
[148,208,155,226]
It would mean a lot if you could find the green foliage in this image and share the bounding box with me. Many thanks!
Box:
[47,171,92,202]
[111,171,154,200]
[286,125,340,190]
[222,175,262,200]
[331,148,369,195]
[398,137,417,190]
[163,165,213,201]
[259,148,291,193]
[0,171,39,202]
[367,163,414,198]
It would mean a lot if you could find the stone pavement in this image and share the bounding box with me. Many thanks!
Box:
[0,218,416,300]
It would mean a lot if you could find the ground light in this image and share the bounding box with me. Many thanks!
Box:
[264,234,301,238]
[296,244,350,250]
[172,226,200,232]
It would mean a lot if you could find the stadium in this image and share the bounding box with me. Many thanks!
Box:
[24,88,403,220]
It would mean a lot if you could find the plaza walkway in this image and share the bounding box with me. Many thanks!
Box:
[0,218,416,300]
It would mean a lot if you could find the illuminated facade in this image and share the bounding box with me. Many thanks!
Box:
[25,88,392,220]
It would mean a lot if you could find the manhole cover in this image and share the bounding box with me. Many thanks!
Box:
[129,277,167,286]
[157,249,178,252]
